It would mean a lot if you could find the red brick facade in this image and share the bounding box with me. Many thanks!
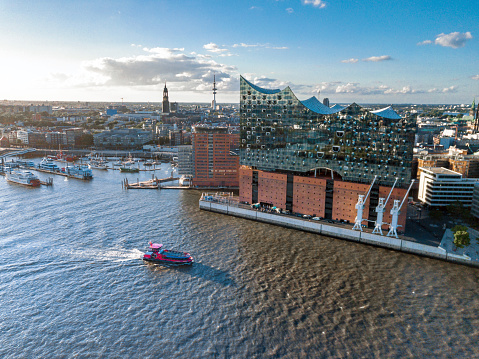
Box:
[239,168,408,232]
[292,176,327,217]
[239,166,253,203]
[332,181,371,223]
[258,171,288,208]
[192,131,239,187]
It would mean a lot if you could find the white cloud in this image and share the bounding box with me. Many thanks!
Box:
[442,86,457,93]
[417,40,432,46]
[336,83,360,93]
[286,7,294,13]
[232,43,288,50]
[77,47,238,92]
[363,55,392,62]
[233,43,259,48]
[341,58,359,63]
[203,43,228,53]
[471,75,479,80]
[435,32,473,48]
[384,86,417,94]
[302,0,326,8]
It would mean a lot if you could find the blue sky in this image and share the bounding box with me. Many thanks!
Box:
[0,0,477,104]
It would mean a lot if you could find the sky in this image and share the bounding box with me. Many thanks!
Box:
[0,0,478,104]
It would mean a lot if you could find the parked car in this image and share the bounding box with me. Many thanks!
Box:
[312,217,321,221]
[303,214,312,219]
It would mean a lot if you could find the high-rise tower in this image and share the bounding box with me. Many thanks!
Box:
[162,82,170,113]
[212,75,217,110]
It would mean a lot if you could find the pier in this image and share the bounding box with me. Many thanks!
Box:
[122,176,179,189]
[199,193,479,269]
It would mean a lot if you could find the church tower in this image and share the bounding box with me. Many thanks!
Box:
[162,82,170,113]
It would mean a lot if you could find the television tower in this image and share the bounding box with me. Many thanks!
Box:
[212,74,217,110]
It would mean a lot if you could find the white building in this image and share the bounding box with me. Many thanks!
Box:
[418,167,479,207]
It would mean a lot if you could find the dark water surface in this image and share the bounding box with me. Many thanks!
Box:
[1,164,478,358]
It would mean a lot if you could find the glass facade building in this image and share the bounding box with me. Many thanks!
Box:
[239,76,416,188]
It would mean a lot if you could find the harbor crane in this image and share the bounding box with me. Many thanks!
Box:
[352,175,377,231]
[387,180,415,238]
[372,178,398,235]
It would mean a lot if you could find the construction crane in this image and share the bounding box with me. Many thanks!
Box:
[372,178,398,235]
[387,180,415,238]
[352,176,377,231]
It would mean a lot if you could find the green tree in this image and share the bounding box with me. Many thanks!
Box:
[454,231,470,248]
[451,224,468,234]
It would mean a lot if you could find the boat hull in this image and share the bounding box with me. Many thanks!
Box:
[143,251,193,266]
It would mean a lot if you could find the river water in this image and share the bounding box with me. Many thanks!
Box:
[0,162,478,358]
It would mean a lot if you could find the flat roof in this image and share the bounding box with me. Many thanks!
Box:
[419,167,461,175]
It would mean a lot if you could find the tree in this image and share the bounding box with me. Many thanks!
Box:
[451,224,468,234]
[454,231,470,248]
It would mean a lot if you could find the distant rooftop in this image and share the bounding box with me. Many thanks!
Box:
[419,167,461,176]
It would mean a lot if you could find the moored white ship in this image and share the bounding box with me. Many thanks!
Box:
[62,165,93,180]
[6,170,41,187]
[39,158,60,172]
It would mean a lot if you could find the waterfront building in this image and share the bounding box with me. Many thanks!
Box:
[191,126,239,187]
[178,145,194,176]
[45,132,66,148]
[162,83,170,114]
[238,76,416,231]
[16,130,46,147]
[93,129,153,149]
[418,167,479,207]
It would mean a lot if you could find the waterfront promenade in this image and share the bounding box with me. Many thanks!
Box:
[199,194,479,268]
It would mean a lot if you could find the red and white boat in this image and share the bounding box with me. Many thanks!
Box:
[143,242,193,266]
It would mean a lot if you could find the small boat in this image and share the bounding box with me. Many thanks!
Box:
[143,242,193,266]
[119,165,139,173]
[88,160,109,170]
[6,170,41,187]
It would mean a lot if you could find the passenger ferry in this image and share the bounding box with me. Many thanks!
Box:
[61,165,93,180]
[5,170,41,187]
[39,158,60,172]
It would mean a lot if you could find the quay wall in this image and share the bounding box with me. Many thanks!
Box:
[199,200,479,269]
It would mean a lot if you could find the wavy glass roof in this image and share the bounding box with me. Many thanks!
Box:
[370,106,402,120]
[241,77,281,94]
[301,97,344,115]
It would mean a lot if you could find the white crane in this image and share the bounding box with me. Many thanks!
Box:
[372,178,398,235]
[387,180,415,238]
[352,176,377,231]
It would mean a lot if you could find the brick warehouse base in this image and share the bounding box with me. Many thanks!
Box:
[239,167,407,232]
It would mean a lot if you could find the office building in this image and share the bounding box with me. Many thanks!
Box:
[418,167,479,207]
[191,127,239,187]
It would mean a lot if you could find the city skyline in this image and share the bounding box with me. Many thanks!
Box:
[0,0,478,104]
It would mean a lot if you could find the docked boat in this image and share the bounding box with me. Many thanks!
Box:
[179,175,192,186]
[88,160,109,170]
[5,170,41,187]
[39,158,60,172]
[143,242,193,265]
[61,165,93,180]
[119,164,139,173]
